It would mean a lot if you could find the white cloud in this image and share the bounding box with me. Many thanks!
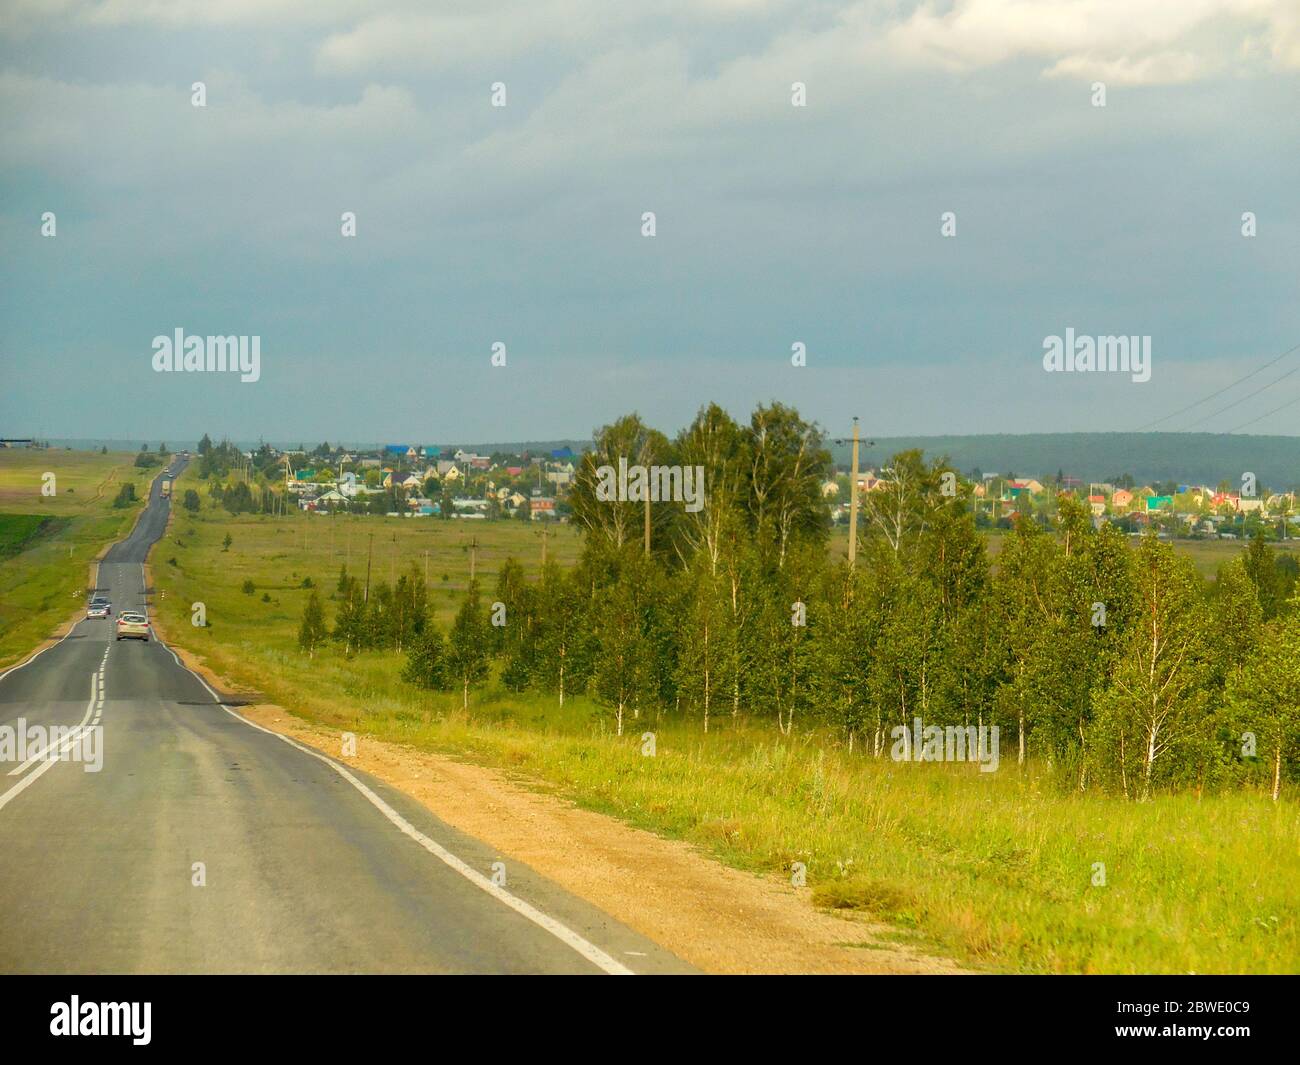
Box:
[884,0,1300,83]
[1045,51,1207,85]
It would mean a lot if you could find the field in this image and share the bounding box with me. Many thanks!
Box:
[147,463,1300,974]
[0,449,154,668]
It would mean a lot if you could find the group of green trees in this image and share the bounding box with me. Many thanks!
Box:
[295,403,1299,800]
[298,563,493,709]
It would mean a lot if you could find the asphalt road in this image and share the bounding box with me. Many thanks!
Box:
[0,462,689,974]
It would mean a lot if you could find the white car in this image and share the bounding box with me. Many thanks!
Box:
[115,612,150,641]
[86,596,112,619]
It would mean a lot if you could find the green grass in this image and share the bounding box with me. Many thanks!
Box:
[149,464,1300,974]
[0,514,63,556]
[0,449,154,668]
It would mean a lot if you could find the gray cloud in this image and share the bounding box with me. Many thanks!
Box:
[1,1,1296,442]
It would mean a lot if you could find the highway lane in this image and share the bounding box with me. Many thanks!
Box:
[0,462,689,974]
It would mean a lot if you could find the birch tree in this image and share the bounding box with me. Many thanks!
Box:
[1092,537,1211,799]
[1227,611,1300,800]
[446,582,490,710]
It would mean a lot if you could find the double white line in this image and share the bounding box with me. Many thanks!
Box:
[0,670,103,808]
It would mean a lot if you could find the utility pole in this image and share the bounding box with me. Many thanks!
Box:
[469,535,478,583]
[848,417,860,566]
[834,419,872,568]
[364,533,373,603]
[424,548,430,586]
[540,525,548,566]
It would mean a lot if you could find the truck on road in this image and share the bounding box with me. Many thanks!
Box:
[160,479,171,498]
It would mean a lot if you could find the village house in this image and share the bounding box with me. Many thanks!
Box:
[337,473,374,499]
[287,469,318,494]
[313,488,347,508]
[855,470,888,493]
[546,461,575,487]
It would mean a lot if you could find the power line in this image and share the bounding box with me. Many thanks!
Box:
[1225,388,1300,434]
[1181,361,1300,430]
[1137,340,1300,430]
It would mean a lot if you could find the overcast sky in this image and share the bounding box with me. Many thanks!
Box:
[2,0,1297,446]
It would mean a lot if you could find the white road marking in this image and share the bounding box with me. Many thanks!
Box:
[8,725,90,777]
[223,706,636,976]
[0,677,96,802]
[168,662,634,975]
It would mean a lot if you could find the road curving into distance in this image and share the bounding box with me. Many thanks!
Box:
[0,460,690,974]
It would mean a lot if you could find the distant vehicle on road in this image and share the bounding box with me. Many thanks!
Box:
[160,479,172,498]
[87,596,112,619]
[115,612,149,641]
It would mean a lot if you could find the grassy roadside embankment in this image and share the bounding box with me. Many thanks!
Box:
[149,463,1300,974]
[0,450,155,669]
